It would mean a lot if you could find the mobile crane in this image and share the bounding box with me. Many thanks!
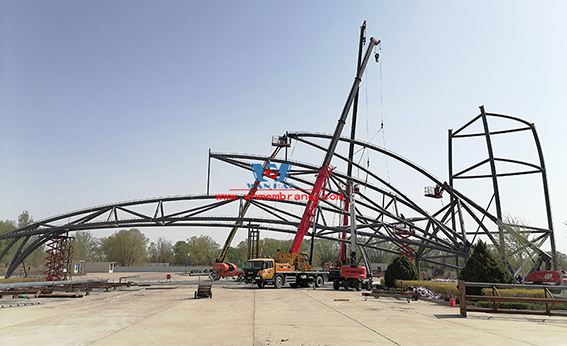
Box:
[244,31,380,289]
[329,21,373,291]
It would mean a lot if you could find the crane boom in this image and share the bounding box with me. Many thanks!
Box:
[216,145,283,263]
[289,37,380,253]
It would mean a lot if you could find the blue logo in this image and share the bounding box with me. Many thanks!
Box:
[248,163,294,189]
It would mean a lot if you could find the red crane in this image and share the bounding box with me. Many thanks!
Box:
[288,36,380,254]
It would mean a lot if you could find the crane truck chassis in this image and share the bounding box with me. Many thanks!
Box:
[243,253,328,288]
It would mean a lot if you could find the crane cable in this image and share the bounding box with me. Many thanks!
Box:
[361,42,389,186]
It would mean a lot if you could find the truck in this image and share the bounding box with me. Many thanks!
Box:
[243,252,328,288]
[244,31,381,289]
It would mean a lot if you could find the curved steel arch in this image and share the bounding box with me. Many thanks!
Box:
[2,111,556,278]
[212,128,554,273]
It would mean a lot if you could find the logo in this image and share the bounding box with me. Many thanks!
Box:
[248,163,294,189]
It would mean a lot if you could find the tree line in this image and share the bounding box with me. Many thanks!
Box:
[2,211,567,271]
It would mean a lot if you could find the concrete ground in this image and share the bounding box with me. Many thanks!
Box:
[1,272,566,346]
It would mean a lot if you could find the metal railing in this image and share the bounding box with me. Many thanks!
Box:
[458,280,567,317]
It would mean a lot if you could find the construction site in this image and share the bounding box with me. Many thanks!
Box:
[0,271,565,346]
[1,16,566,346]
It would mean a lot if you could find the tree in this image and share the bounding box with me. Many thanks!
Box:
[311,239,339,267]
[459,240,514,295]
[72,231,99,261]
[383,255,419,288]
[147,238,173,263]
[17,211,44,267]
[172,240,191,265]
[187,235,219,265]
[224,240,248,264]
[101,229,148,266]
[17,210,33,228]
[556,251,567,271]
[0,220,17,266]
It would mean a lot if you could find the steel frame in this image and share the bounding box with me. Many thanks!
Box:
[449,106,556,271]
[1,111,557,278]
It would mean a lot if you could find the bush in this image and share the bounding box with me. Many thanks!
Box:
[459,241,514,295]
[384,256,418,288]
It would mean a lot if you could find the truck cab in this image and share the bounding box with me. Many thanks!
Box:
[243,258,275,288]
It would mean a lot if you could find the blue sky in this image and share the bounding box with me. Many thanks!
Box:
[1,1,566,253]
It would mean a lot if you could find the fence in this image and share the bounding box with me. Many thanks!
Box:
[458,280,567,318]
[113,266,211,273]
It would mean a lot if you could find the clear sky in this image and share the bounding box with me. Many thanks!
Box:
[1,1,566,253]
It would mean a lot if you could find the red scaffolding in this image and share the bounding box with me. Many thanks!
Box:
[395,229,416,260]
[44,235,73,281]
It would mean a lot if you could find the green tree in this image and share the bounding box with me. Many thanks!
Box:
[102,229,148,266]
[17,211,44,268]
[384,255,419,288]
[224,240,248,264]
[459,240,514,295]
[172,240,191,265]
[188,235,219,265]
[0,220,17,266]
[312,238,339,267]
[72,231,99,261]
[556,251,567,271]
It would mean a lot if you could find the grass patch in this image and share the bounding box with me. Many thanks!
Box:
[0,277,41,284]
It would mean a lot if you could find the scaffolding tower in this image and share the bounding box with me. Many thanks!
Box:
[44,234,74,281]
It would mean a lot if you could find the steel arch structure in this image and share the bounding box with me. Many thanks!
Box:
[1,111,557,278]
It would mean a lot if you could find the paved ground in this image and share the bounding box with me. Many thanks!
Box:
[1,272,566,346]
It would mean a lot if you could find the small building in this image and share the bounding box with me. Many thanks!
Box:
[370,263,389,275]
[78,261,116,273]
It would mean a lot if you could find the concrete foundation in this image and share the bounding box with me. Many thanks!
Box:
[1,272,565,345]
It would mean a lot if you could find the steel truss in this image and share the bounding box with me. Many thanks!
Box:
[1,111,557,278]
[449,106,557,272]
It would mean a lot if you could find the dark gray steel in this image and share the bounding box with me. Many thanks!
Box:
[2,110,555,279]
[449,107,557,271]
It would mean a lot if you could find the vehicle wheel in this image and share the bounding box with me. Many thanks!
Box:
[315,275,324,288]
[333,279,340,290]
[210,272,220,281]
[355,281,362,291]
[257,281,266,288]
[274,275,283,289]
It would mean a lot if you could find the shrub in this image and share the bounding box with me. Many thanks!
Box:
[459,240,514,295]
[384,256,418,288]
